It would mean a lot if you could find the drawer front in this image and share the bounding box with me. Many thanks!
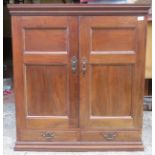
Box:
[20,130,141,142]
[20,130,80,142]
[81,130,141,142]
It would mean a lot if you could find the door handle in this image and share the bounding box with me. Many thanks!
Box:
[41,131,55,141]
[102,132,117,141]
[71,56,77,73]
[81,57,88,75]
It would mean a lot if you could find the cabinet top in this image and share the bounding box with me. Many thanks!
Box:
[8,4,150,16]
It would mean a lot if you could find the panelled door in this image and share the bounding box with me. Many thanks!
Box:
[79,16,146,129]
[13,16,79,131]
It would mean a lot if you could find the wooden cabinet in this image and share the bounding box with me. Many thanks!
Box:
[8,4,150,151]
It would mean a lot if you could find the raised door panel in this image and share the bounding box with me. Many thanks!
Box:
[79,16,146,129]
[12,16,79,133]
[24,28,67,52]
[26,65,67,117]
[91,65,132,117]
[92,28,135,51]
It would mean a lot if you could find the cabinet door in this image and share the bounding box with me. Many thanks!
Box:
[12,16,79,131]
[79,16,146,129]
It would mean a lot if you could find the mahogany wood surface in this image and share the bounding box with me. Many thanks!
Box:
[79,15,147,130]
[9,4,150,151]
[8,4,150,16]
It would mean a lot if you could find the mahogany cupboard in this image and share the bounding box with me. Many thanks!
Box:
[8,4,150,151]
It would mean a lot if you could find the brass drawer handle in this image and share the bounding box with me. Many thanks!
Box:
[81,57,88,75]
[41,131,55,141]
[71,56,78,73]
[103,132,117,141]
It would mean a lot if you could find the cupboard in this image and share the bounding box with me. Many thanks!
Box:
[8,4,150,151]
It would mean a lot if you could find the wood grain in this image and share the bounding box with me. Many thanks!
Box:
[92,28,136,51]
[26,65,68,116]
[8,4,150,16]
[79,16,138,130]
[91,65,132,117]
[9,4,149,151]
[12,16,79,133]
[14,141,144,151]
[24,28,67,52]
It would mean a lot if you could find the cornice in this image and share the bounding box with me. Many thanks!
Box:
[8,4,150,16]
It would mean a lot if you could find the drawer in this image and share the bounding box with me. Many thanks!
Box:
[20,129,80,142]
[80,130,141,142]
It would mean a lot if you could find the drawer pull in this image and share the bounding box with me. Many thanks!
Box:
[41,131,55,141]
[103,132,117,141]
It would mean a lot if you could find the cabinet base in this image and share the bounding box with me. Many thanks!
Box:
[14,142,144,151]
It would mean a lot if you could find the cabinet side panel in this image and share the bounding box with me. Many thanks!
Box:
[11,16,26,140]
[132,17,147,128]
